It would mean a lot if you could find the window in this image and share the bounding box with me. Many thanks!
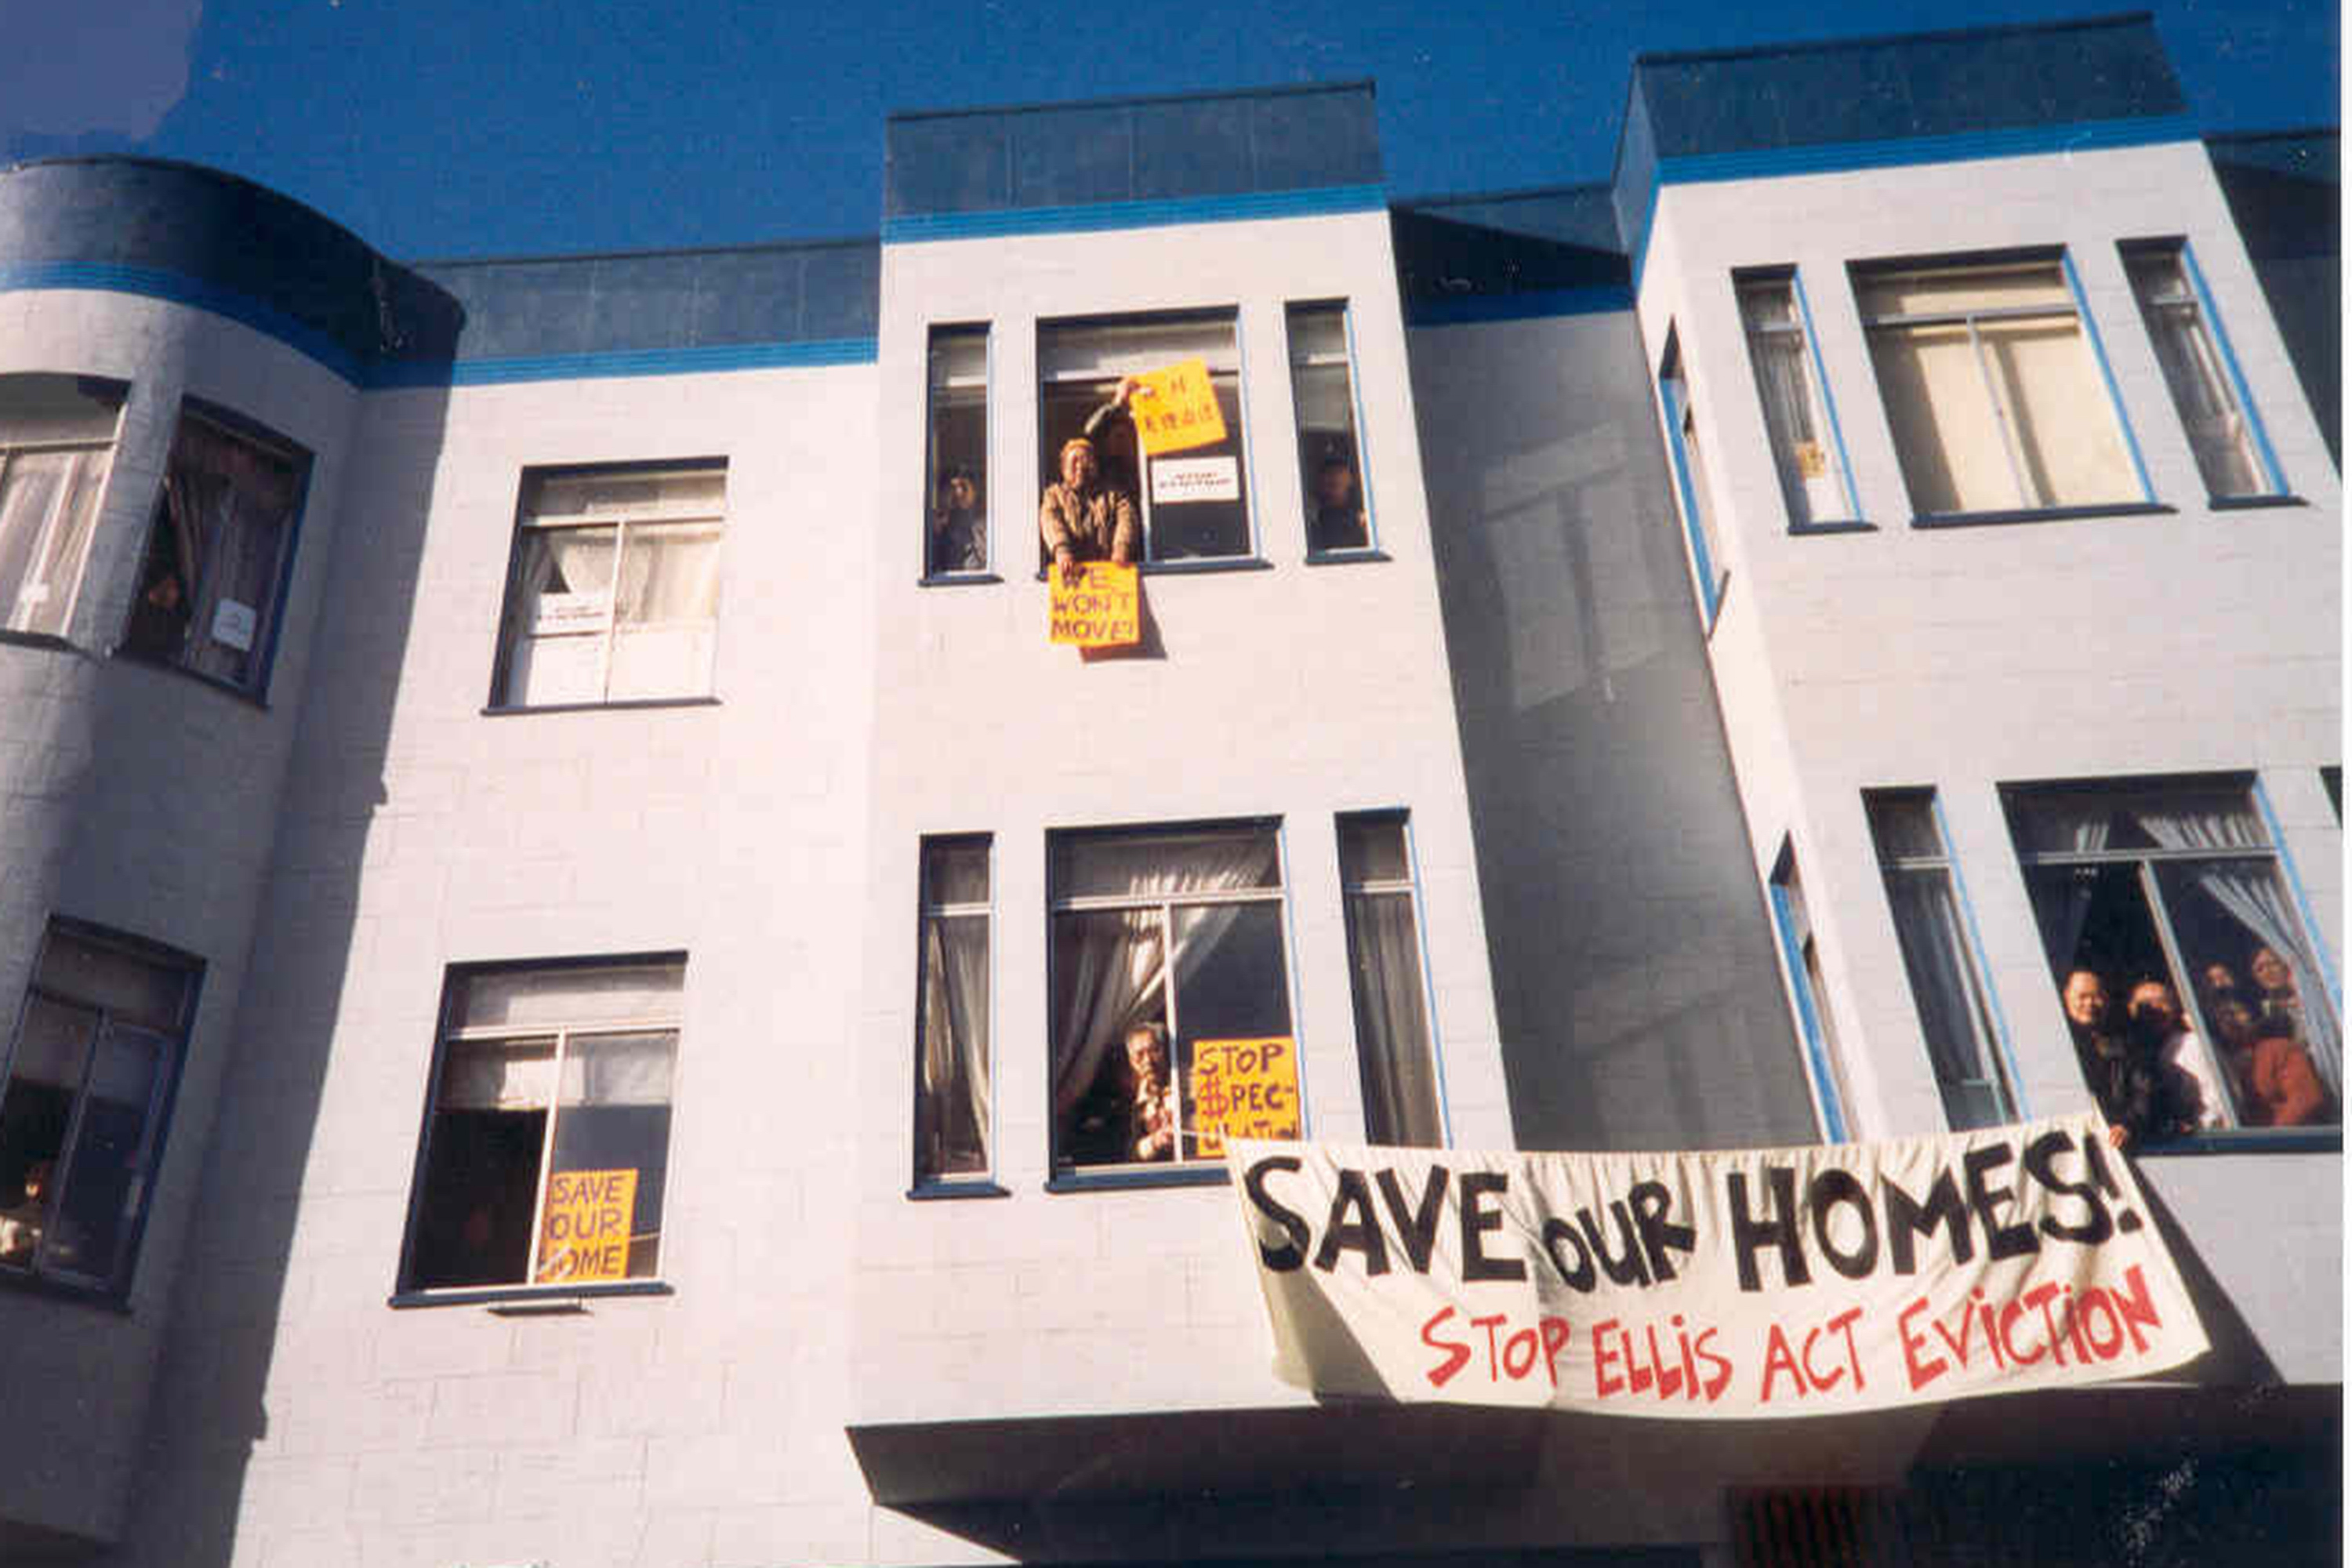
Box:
[120,405,307,694]
[1658,328,1725,619]
[1038,313,1250,564]
[491,464,724,708]
[925,326,990,577]
[0,920,199,1295]
[1049,822,1290,1170]
[1769,845,1850,1141]
[1856,255,2140,517]
[2121,241,2281,499]
[1866,792,2015,1130]
[1288,303,1370,554]
[915,837,991,1184]
[401,958,681,1293]
[0,376,124,638]
[1737,273,1855,526]
[1338,814,1441,1145]
[2005,780,2339,1136]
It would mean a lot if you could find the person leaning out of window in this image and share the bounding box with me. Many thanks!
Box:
[1040,377,1142,584]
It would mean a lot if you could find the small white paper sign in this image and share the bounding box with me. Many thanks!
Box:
[210,597,257,652]
[532,592,611,634]
[1151,456,1240,504]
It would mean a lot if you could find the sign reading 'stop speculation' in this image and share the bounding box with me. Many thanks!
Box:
[1226,1112,2205,1418]
[1131,359,1227,457]
[1188,1036,1301,1159]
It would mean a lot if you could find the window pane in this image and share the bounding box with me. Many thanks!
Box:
[500,525,615,706]
[1882,867,2011,1129]
[1174,901,1293,1161]
[1145,377,1250,560]
[609,522,720,700]
[1290,306,1367,554]
[1864,795,1943,862]
[1857,263,2071,318]
[1051,908,1167,1167]
[923,840,990,907]
[456,963,684,1033]
[1980,314,2136,506]
[0,375,124,445]
[927,327,989,575]
[1345,887,1439,1145]
[2152,862,2338,1127]
[38,931,190,1031]
[1338,817,1410,884]
[1739,278,1846,525]
[2125,248,2267,497]
[1,448,110,637]
[539,1031,675,1280]
[43,1025,162,1283]
[1868,322,2016,514]
[916,913,991,1179]
[1054,827,1279,900]
[126,414,302,691]
[0,997,95,1272]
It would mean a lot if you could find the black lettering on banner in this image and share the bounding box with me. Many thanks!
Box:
[1541,1216,1596,1291]
[1807,1167,1879,1279]
[2024,1127,2114,1244]
[1375,1166,1450,1274]
[2082,1136,2144,1232]
[1727,1166,1810,1292]
[1628,1180,1697,1282]
[1963,1142,2042,1262]
[1245,1156,1309,1272]
[1577,1202,1650,1287]
[1314,1168,1391,1276]
[1884,1167,1973,1272]
[1457,1171,1526,1282]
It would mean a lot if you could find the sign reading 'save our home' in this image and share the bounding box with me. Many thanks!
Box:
[1227,1113,2206,1417]
[535,1168,637,1283]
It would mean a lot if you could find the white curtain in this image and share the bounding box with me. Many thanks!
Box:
[2,450,107,635]
[610,524,722,699]
[1345,890,1440,1145]
[506,528,616,705]
[1051,833,1277,1116]
[1883,870,2007,1128]
[163,421,296,685]
[919,915,991,1175]
[2133,801,2342,1098]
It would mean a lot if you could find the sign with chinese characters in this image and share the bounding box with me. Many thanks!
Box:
[1150,456,1241,504]
[1189,1036,1301,1158]
[1048,561,1140,648]
[210,597,257,652]
[1227,1112,2207,1417]
[1131,359,1228,457]
[535,1167,638,1283]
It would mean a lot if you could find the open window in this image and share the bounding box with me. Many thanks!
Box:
[1049,822,1291,1171]
[0,919,200,1296]
[1038,312,1250,564]
[491,463,724,709]
[120,404,307,695]
[925,326,990,577]
[0,375,125,638]
[1289,303,1370,554]
[401,957,681,1294]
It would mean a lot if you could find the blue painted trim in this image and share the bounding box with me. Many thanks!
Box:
[884,183,1387,243]
[0,260,365,383]
[2252,777,2343,1010]
[1404,285,1634,327]
[1656,353,1722,624]
[2060,249,2156,503]
[1930,793,2030,1121]
[2175,239,2288,495]
[1767,874,1849,1143]
[373,338,877,387]
[1630,115,2197,296]
[1788,267,1864,523]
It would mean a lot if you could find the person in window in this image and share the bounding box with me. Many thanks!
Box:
[2062,968,2165,1148]
[1123,1022,1178,1163]
[2248,946,2308,1043]
[1040,379,1142,584]
[1307,451,1367,553]
[930,466,987,575]
[2210,995,2331,1127]
[0,1159,51,1267]
[2125,978,2224,1132]
[121,568,191,662]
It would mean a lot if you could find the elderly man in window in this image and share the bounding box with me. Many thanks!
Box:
[1040,378,1142,583]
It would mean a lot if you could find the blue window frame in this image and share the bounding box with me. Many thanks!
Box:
[1736,268,1862,529]
[1768,840,1849,1142]
[2121,238,2288,501]
[1657,326,1726,623]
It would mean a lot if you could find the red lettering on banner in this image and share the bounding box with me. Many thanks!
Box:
[1421,1306,1472,1388]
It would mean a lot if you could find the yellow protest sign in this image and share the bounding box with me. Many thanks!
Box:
[535,1167,638,1283]
[1131,359,1228,457]
[1048,560,1140,648]
[1188,1036,1301,1159]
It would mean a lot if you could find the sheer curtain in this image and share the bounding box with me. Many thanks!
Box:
[2,451,107,634]
[1051,833,1276,1116]
[164,421,296,685]
[506,529,617,704]
[1883,871,2008,1128]
[1345,889,1439,1145]
[919,916,991,1175]
[2133,800,2342,1097]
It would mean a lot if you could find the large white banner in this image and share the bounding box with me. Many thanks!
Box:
[1226,1112,2207,1417]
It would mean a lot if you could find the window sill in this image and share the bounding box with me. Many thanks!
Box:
[918,572,1004,587]
[1032,557,1274,582]
[0,629,78,655]
[1046,1163,1230,1193]
[387,1279,675,1310]
[1303,548,1392,566]
[1911,502,2174,530]
[0,1265,130,1313]
[1700,573,1730,641]
[1788,520,1878,536]
[2134,1127,2340,1157]
[481,695,721,717]
[111,649,272,708]
[906,1181,1012,1200]
[2207,493,2305,512]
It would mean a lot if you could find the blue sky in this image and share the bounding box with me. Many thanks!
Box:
[4,0,2336,260]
